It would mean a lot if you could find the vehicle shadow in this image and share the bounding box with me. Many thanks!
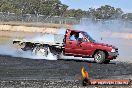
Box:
[58,59,116,64]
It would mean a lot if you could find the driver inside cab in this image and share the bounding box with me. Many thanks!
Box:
[70,32,79,41]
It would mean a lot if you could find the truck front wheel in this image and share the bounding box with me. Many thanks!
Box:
[94,51,106,64]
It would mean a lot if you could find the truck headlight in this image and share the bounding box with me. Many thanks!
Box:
[111,49,116,52]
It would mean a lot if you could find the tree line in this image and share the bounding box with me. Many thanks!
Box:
[0,0,131,20]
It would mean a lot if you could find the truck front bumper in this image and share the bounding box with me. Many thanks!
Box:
[108,52,119,59]
[108,52,119,56]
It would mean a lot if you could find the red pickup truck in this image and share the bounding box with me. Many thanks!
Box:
[13,29,119,64]
[63,29,118,63]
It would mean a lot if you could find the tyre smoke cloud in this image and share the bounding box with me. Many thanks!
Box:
[0,36,57,60]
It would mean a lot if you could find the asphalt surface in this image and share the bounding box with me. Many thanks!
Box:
[0,55,132,87]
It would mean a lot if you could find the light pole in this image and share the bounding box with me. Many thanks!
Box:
[21,8,24,23]
[34,11,39,22]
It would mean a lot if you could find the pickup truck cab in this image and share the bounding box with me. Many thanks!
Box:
[64,29,119,63]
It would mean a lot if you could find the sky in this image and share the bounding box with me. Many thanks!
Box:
[60,0,132,13]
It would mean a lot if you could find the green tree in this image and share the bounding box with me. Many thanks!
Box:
[64,9,88,19]
[122,13,132,20]
[0,0,125,20]
[0,0,68,16]
[90,5,123,19]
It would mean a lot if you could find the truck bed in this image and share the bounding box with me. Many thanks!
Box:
[13,34,64,46]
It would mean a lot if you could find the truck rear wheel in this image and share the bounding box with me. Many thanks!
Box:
[94,51,106,64]
[32,46,48,57]
[57,51,64,60]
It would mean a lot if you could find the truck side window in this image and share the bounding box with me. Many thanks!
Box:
[79,33,83,38]
[79,33,87,42]
[69,32,79,41]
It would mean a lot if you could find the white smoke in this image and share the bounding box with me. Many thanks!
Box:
[26,34,55,43]
[0,35,57,60]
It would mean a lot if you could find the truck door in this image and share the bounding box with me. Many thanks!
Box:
[65,32,82,55]
[65,31,94,56]
[77,33,94,56]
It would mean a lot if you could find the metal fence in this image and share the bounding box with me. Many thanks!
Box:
[0,12,80,24]
[0,12,132,28]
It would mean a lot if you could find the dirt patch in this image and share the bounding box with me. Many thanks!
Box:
[0,31,39,39]
[1,24,132,40]
[0,25,59,34]
[0,21,73,28]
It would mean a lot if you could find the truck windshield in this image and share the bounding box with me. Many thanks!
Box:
[82,32,95,42]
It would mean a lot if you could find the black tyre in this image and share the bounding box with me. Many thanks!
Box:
[94,51,106,64]
[57,51,64,60]
[57,55,60,60]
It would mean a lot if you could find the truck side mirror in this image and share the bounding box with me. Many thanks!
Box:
[101,37,103,40]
